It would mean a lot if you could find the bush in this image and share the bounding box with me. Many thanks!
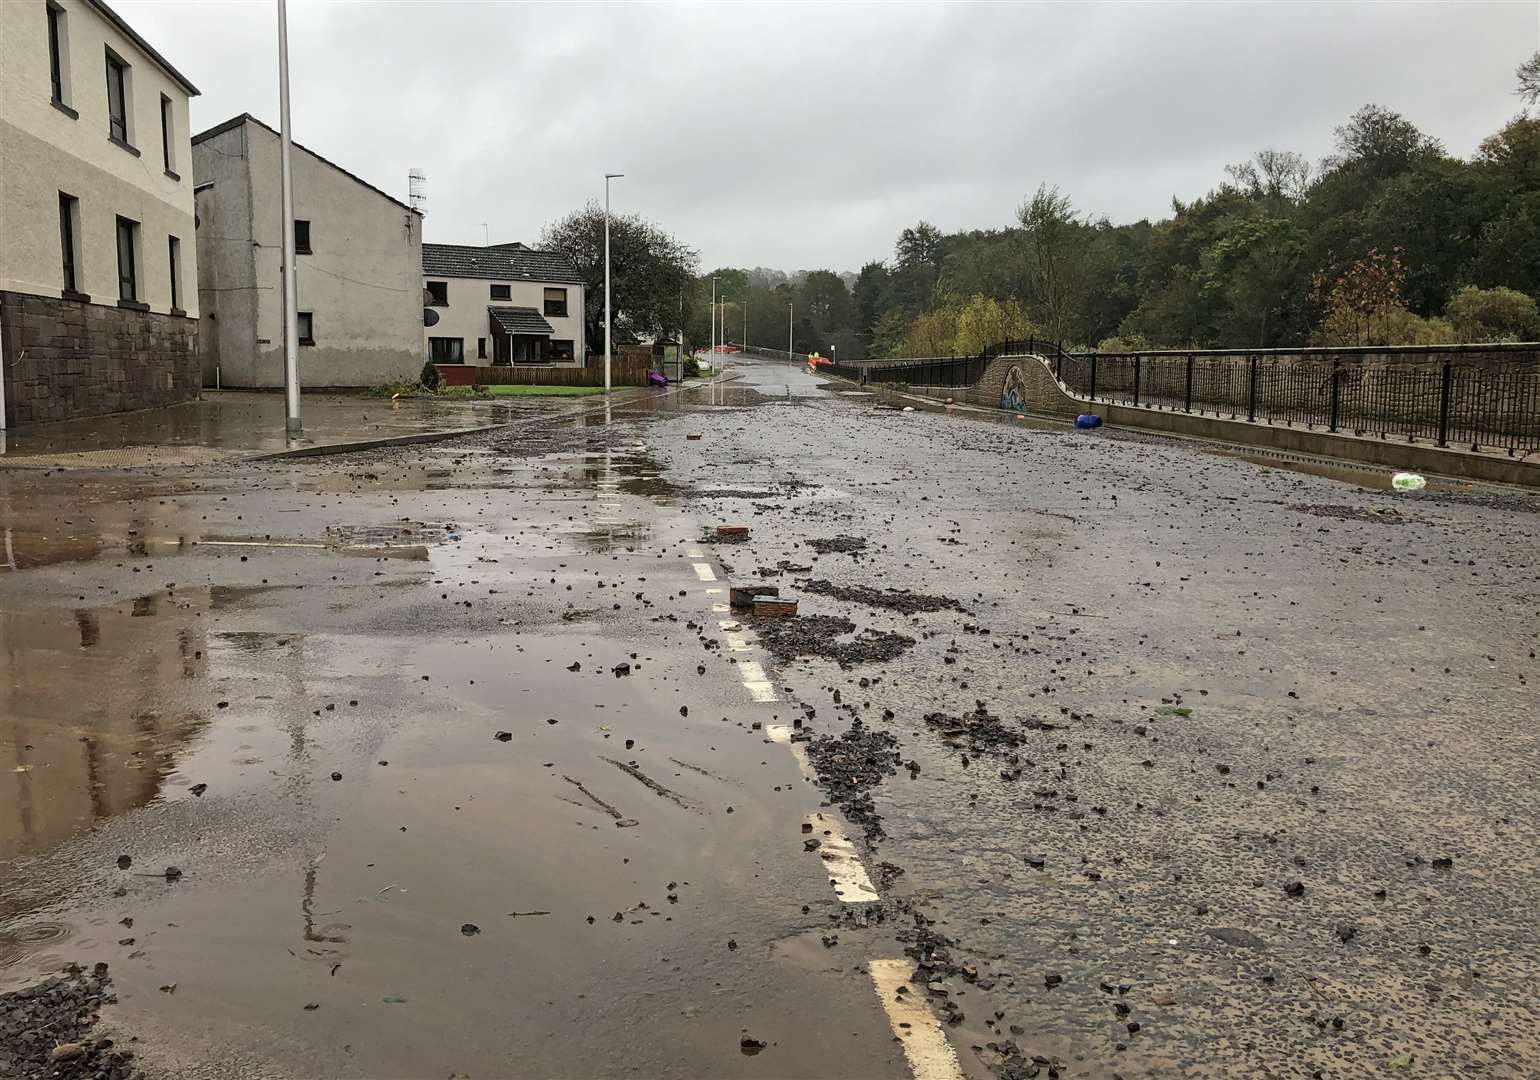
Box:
[419,361,441,390]
[1444,285,1540,343]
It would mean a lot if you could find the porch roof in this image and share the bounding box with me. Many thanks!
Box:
[488,307,555,336]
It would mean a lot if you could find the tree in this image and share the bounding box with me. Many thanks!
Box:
[1310,249,1410,346]
[1017,184,1083,343]
[852,261,891,339]
[539,202,698,352]
[1225,150,1312,203]
[1518,50,1540,109]
[1199,216,1306,346]
[889,222,945,316]
[1326,104,1442,179]
[1444,285,1540,342]
[951,295,1034,355]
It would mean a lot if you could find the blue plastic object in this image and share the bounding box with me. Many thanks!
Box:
[1074,414,1103,429]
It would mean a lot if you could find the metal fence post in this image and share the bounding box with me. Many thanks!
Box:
[1329,360,1340,433]
[1184,354,1193,413]
[1437,359,1452,447]
[1055,352,1062,383]
[1247,354,1258,422]
[1089,353,1097,402]
[1132,354,1141,407]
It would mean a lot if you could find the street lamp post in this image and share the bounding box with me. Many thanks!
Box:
[603,173,623,395]
[277,0,300,433]
[710,277,717,358]
[787,302,793,360]
[721,297,728,350]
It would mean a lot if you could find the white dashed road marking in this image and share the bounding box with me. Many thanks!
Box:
[737,660,777,702]
[868,959,966,1080]
[693,562,717,582]
[807,812,879,903]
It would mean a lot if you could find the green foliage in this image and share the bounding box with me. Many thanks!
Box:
[688,102,1538,360]
[1444,285,1540,342]
[539,203,699,351]
[419,361,441,390]
[1518,50,1540,108]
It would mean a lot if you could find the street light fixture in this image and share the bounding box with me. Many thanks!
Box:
[604,173,623,394]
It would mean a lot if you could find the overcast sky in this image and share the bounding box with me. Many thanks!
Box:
[119,0,1536,274]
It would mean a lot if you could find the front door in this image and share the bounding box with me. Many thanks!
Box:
[493,333,511,365]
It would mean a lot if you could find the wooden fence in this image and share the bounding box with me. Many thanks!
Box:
[435,356,653,387]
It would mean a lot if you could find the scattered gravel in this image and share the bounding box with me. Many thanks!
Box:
[798,579,968,614]
[1,964,146,1080]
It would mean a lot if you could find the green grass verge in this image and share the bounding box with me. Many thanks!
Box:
[481,384,607,397]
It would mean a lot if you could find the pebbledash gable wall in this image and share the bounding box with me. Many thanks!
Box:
[0,291,198,425]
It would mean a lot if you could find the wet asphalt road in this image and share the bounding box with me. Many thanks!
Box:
[2,358,1538,1079]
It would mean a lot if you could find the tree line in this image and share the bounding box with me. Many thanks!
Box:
[692,55,1540,358]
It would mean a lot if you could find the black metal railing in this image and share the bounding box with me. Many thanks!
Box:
[1058,352,1540,457]
[849,340,1540,457]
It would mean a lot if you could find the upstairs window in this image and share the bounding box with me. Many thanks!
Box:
[105,51,128,144]
[160,95,175,174]
[47,3,69,106]
[426,281,448,306]
[294,219,311,254]
[490,283,511,301]
[298,312,314,345]
[543,287,567,317]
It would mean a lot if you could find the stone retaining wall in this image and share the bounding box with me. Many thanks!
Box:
[1,291,200,426]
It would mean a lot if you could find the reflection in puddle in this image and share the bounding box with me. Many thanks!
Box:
[0,592,210,865]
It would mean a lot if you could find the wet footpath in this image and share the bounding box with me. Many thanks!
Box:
[2,358,1538,1079]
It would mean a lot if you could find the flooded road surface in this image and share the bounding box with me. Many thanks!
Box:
[3,359,1538,1079]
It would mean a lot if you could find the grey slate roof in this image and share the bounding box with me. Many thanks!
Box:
[423,244,584,285]
[488,307,556,336]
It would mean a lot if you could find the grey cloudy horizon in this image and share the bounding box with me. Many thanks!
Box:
[118,0,1536,276]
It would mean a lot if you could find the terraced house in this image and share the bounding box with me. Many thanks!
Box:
[422,243,586,367]
[0,0,201,426]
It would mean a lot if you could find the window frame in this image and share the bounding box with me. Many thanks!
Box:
[489,283,511,301]
[477,337,487,359]
[47,3,66,105]
[426,281,449,307]
[294,219,311,255]
[167,234,181,311]
[428,336,464,364]
[543,287,568,318]
[105,49,129,145]
[115,215,138,302]
[160,94,175,176]
[297,311,315,346]
[548,339,575,362]
[58,192,79,295]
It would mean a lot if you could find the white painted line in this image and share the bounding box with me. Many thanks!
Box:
[693,563,717,582]
[711,603,730,613]
[768,724,814,775]
[196,540,327,549]
[738,660,777,703]
[868,959,966,1080]
[685,547,704,558]
[704,587,723,596]
[808,812,879,903]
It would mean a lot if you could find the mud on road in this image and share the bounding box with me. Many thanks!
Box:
[3,358,1539,1079]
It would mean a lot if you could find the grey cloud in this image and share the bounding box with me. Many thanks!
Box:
[120,0,1535,272]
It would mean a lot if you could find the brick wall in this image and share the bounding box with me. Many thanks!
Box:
[1,291,200,426]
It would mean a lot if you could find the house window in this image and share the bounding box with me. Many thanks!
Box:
[543,287,568,317]
[548,339,575,362]
[115,216,138,302]
[47,3,69,106]
[489,284,511,301]
[105,50,128,144]
[429,337,464,364]
[58,192,79,294]
[160,95,175,174]
[477,337,487,359]
[298,312,314,345]
[294,219,311,254]
[426,281,448,306]
[168,235,181,310]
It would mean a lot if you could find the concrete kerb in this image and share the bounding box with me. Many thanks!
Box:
[823,363,1540,490]
[255,374,736,461]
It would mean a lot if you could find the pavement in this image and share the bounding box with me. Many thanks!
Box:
[1,357,1537,1079]
[0,390,639,469]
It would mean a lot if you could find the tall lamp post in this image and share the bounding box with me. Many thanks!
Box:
[603,173,623,394]
[787,302,794,359]
[277,0,300,432]
[710,277,717,357]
